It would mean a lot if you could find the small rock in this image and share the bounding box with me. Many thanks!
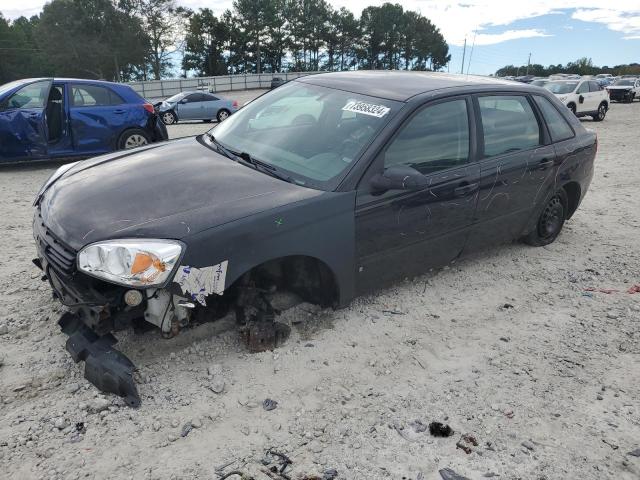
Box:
[597,394,604,401]
[0,325,8,335]
[88,398,110,413]
[66,383,80,394]
[323,468,338,480]
[521,440,535,451]
[628,448,640,457]
[32,335,45,343]
[170,419,180,428]
[440,468,471,480]
[606,311,619,319]
[191,418,202,429]
[263,398,278,411]
[209,376,225,394]
[180,422,192,438]
[54,418,68,430]
[152,422,161,432]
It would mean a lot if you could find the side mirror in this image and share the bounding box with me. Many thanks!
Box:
[578,95,584,104]
[179,99,187,104]
[370,165,427,192]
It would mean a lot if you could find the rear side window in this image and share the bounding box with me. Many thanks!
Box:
[533,96,574,143]
[384,98,469,175]
[71,85,123,107]
[478,95,541,157]
[589,81,601,92]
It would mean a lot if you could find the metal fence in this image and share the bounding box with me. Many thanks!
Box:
[129,72,323,101]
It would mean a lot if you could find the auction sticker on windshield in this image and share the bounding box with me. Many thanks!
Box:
[342,100,390,118]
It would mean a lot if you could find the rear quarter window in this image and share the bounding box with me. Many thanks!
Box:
[533,96,574,143]
[71,84,123,107]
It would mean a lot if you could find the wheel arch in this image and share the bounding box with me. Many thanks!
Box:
[561,181,581,219]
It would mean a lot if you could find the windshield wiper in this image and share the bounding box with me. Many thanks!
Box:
[205,133,296,184]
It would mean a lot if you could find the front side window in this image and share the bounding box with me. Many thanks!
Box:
[533,96,574,143]
[478,95,541,157]
[3,81,50,109]
[588,81,601,92]
[71,85,122,107]
[384,99,469,175]
[209,81,401,189]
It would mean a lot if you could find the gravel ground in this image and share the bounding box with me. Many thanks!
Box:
[1,101,639,480]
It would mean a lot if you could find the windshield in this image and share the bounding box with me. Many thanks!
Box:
[544,81,578,94]
[165,92,187,103]
[206,81,401,190]
[613,80,634,86]
[531,80,548,86]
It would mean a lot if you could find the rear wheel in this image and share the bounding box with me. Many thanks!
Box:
[524,190,568,247]
[161,111,177,125]
[217,109,230,122]
[592,103,607,121]
[118,129,150,150]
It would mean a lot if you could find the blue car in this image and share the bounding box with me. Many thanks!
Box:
[0,78,168,163]
[157,91,238,125]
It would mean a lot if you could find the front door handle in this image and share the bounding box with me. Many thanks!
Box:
[538,159,554,171]
[454,182,479,196]
[113,109,126,114]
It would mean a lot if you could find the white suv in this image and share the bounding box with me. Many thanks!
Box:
[544,79,609,121]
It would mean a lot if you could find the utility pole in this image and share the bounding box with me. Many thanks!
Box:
[526,52,531,75]
[460,36,467,74]
[466,29,477,75]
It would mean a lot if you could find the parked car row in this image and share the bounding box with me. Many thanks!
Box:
[500,73,640,121]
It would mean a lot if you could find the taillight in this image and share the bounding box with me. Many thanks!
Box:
[143,103,155,114]
[232,100,238,108]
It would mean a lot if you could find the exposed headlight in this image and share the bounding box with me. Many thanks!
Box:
[78,240,183,287]
[33,161,80,206]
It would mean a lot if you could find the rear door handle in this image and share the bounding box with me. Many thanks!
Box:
[538,159,554,170]
[454,183,479,196]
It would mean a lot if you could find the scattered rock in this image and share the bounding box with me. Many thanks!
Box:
[54,417,68,430]
[628,448,640,457]
[66,383,80,394]
[263,398,278,411]
[181,422,192,438]
[323,468,338,480]
[0,325,8,335]
[522,440,535,451]
[152,422,161,432]
[209,376,225,394]
[88,398,110,413]
[440,468,471,480]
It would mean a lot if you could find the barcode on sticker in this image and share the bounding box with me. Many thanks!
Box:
[342,100,390,118]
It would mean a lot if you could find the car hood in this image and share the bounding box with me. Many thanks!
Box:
[39,137,322,251]
[608,86,633,90]
[158,101,175,111]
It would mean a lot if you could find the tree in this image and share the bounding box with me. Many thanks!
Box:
[182,8,229,76]
[120,0,188,80]
[35,0,147,81]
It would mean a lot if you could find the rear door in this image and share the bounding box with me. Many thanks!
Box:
[202,93,220,119]
[69,83,129,154]
[0,79,51,162]
[467,93,554,248]
[588,81,604,109]
[355,97,480,293]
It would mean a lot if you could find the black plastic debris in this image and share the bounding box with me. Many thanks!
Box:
[263,398,278,411]
[628,448,640,457]
[75,422,86,434]
[59,312,140,408]
[456,433,479,454]
[440,468,471,480]
[429,421,454,437]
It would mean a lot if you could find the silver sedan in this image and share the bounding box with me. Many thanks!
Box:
[158,91,238,125]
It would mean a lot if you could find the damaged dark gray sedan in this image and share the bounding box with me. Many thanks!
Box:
[33,72,596,406]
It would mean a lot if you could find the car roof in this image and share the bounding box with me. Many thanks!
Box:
[295,71,524,102]
[13,77,125,87]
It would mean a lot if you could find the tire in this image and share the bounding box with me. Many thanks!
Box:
[217,109,230,122]
[567,103,577,116]
[592,103,607,122]
[161,111,177,125]
[523,189,568,247]
[118,129,150,150]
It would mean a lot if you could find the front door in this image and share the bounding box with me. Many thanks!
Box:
[0,79,51,162]
[355,97,479,294]
[177,93,205,120]
[45,84,75,158]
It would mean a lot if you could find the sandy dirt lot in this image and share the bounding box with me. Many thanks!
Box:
[0,100,639,480]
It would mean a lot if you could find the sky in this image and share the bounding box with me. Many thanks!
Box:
[1,0,639,75]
